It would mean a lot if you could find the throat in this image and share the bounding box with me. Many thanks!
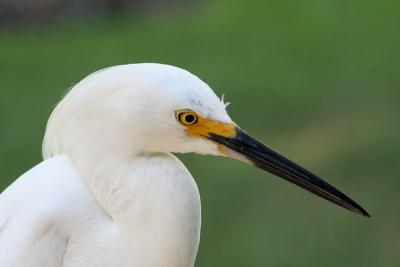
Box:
[72,151,201,225]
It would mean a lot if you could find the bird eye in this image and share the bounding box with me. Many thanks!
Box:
[176,110,198,126]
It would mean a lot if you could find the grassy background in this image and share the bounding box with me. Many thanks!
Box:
[1,0,399,266]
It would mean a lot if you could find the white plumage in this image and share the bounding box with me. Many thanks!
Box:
[1,64,227,266]
[0,63,368,267]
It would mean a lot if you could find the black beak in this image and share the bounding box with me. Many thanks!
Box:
[209,127,369,217]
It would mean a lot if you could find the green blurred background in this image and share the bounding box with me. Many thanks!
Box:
[1,0,399,266]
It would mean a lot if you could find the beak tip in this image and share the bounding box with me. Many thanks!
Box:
[345,201,370,217]
[356,207,371,218]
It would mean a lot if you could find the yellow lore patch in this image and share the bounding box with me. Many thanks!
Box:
[175,109,237,155]
[175,110,237,155]
[185,115,237,139]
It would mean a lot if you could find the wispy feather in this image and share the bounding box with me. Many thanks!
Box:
[220,94,231,108]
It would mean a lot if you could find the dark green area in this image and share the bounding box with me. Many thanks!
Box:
[1,0,399,266]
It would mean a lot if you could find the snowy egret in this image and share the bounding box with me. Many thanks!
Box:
[0,63,368,267]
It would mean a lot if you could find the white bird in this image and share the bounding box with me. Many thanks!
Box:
[0,63,368,267]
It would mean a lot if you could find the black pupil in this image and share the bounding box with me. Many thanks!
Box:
[185,114,196,123]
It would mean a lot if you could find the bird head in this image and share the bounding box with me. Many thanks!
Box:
[43,63,369,217]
